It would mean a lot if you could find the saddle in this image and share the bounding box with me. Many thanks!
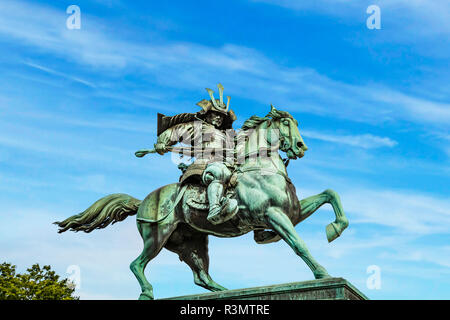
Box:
[177,162,238,212]
[183,183,237,211]
[184,184,209,211]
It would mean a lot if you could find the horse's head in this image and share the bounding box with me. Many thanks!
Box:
[267,105,308,159]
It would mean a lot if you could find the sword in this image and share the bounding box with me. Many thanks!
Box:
[135,146,199,158]
[135,149,158,157]
[135,147,182,157]
[135,146,234,158]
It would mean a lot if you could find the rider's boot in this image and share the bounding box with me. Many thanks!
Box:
[207,181,238,225]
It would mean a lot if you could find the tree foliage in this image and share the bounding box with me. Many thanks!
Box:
[0,262,79,300]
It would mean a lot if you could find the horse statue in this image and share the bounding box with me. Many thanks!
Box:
[55,106,348,300]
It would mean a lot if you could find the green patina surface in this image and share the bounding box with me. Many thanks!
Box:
[55,84,354,300]
[164,278,368,300]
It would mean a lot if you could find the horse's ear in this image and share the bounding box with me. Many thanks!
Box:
[267,104,277,119]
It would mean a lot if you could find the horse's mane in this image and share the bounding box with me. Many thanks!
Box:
[241,115,269,130]
[240,107,295,131]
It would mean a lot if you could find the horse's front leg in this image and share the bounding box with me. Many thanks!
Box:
[266,207,330,279]
[297,189,349,243]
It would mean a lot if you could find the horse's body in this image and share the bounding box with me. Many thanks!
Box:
[55,107,348,300]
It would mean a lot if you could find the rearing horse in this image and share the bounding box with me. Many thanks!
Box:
[55,106,348,300]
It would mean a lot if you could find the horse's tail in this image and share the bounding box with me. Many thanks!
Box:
[54,193,142,233]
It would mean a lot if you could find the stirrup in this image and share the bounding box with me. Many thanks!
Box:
[207,198,238,225]
[207,203,224,222]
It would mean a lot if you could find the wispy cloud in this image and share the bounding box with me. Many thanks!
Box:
[2,195,449,300]
[302,130,398,149]
[251,0,450,37]
[381,246,450,269]
[0,0,448,129]
[23,61,96,88]
[295,183,450,235]
[342,188,450,235]
[0,0,448,300]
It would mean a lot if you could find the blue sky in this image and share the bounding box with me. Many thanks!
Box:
[0,0,449,299]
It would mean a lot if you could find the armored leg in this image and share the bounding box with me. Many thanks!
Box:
[202,163,238,225]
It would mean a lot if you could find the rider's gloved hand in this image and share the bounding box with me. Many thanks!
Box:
[154,143,167,155]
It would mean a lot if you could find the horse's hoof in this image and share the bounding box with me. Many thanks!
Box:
[138,292,154,300]
[326,221,347,243]
[326,219,349,242]
[326,223,339,242]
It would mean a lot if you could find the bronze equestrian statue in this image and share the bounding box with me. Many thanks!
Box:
[55,84,349,300]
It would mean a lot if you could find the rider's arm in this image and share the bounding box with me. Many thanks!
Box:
[154,122,196,155]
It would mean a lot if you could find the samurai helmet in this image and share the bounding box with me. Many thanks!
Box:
[196,83,236,129]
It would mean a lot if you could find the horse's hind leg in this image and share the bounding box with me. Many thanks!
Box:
[266,207,330,279]
[130,221,177,300]
[298,189,349,243]
[165,226,227,292]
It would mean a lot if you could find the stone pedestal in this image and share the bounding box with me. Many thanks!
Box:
[165,277,368,300]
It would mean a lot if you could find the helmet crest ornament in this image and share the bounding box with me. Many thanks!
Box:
[205,83,228,113]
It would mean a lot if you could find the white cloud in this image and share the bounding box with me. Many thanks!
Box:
[2,180,449,300]
[368,88,450,126]
[23,62,96,88]
[295,180,450,236]
[342,188,450,235]
[381,246,450,269]
[302,130,398,149]
[251,0,450,37]
[0,0,448,301]
[0,0,448,129]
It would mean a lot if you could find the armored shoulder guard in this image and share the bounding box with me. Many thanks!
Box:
[157,112,197,136]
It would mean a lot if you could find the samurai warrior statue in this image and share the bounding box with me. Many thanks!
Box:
[151,84,238,225]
